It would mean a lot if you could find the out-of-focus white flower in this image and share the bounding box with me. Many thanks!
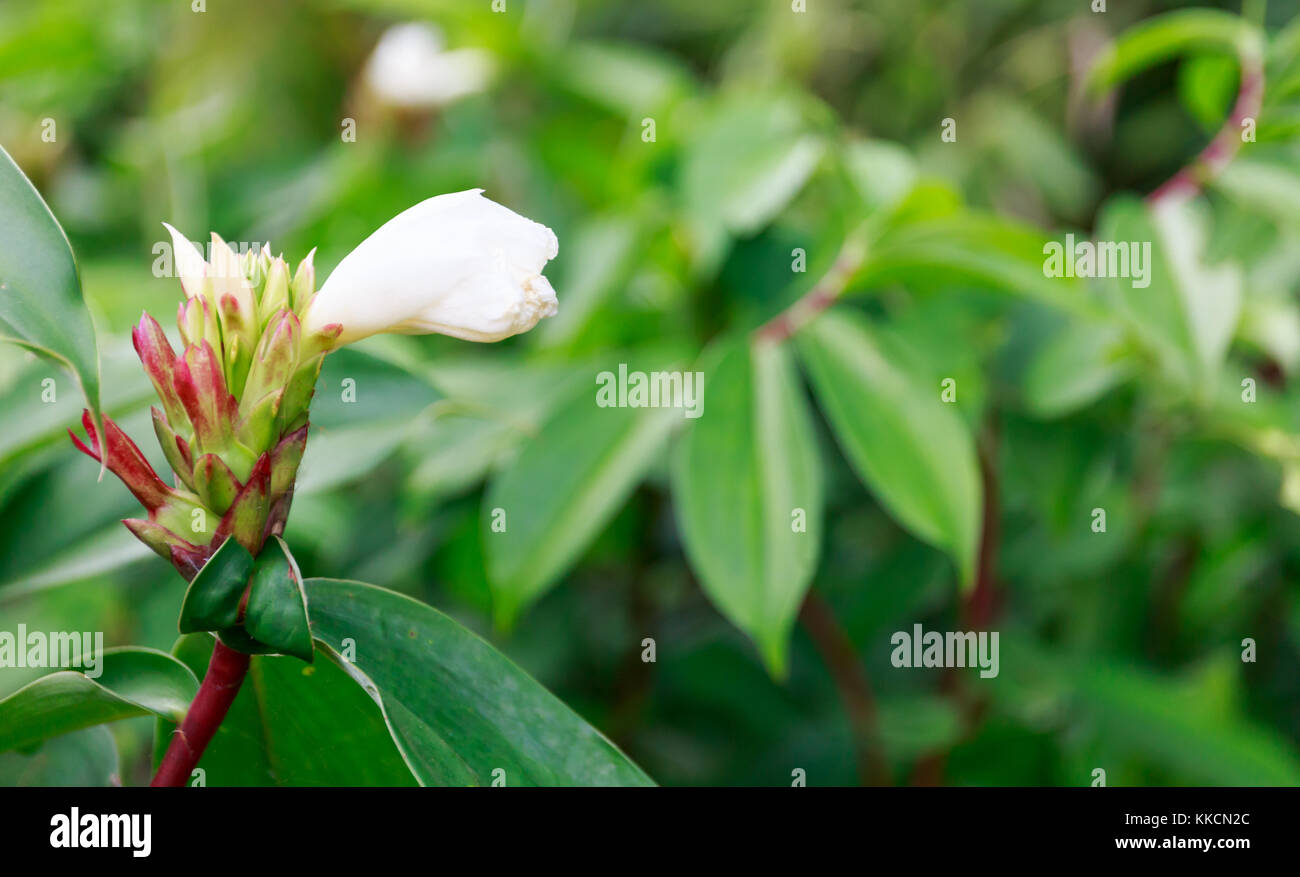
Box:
[304,189,559,345]
[362,23,492,109]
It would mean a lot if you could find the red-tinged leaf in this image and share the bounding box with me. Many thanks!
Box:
[265,425,309,537]
[280,354,323,432]
[173,341,235,451]
[175,433,193,471]
[290,248,316,311]
[269,424,308,500]
[241,311,299,414]
[151,406,195,489]
[123,519,208,581]
[178,296,220,353]
[300,322,342,360]
[193,453,241,514]
[132,312,188,430]
[236,390,283,452]
[215,452,271,555]
[69,410,171,510]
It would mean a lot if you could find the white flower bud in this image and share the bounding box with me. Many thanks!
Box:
[363,23,492,109]
[305,189,559,345]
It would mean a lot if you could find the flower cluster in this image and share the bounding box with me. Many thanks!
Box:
[71,190,558,581]
[72,231,342,580]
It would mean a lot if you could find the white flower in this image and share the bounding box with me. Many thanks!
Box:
[305,189,559,345]
[363,23,492,109]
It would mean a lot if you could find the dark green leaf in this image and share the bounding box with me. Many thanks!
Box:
[305,577,655,786]
[155,633,417,786]
[242,536,313,663]
[178,535,254,635]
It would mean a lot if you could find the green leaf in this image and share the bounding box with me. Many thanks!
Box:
[556,41,694,119]
[178,535,254,635]
[1086,10,1262,94]
[1099,195,1242,394]
[154,633,418,786]
[484,376,678,627]
[670,337,822,676]
[860,214,1099,319]
[0,144,101,434]
[0,647,197,753]
[0,726,120,786]
[1076,656,1300,785]
[312,346,441,430]
[1022,321,1134,418]
[305,577,655,786]
[798,309,981,586]
[242,536,313,663]
[843,138,917,212]
[1178,53,1240,131]
[682,93,826,236]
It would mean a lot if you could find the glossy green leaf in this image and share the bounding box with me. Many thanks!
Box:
[154,633,417,786]
[0,647,197,753]
[177,535,254,635]
[670,337,822,676]
[242,536,313,663]
[798,309,981,586]
[305,577,655,786]
[485,377,679,627]
[0,145,101,431]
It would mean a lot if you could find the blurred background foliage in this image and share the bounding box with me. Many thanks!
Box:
[3,0,1300,786]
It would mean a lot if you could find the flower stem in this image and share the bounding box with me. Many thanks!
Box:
[150,639,250,787]
[1146,43,1264,205]
[755,226,870,343]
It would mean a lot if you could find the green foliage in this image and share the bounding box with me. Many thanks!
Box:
[0,145,101,434]
[305,578,653,786]
[799,310,982,587]
[672,337,822,676]
[485,377,678,628]
[178,535,255,634]
[4,0,1300,787]
[0,649,196,752]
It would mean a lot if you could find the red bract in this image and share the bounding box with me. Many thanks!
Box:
[69,410,172,511]
[73,235,330,581]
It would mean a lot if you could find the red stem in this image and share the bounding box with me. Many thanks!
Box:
[755,228,869,343]
[1146,52,1264,205]
[799,590,888,785]
[151,640,250,787]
